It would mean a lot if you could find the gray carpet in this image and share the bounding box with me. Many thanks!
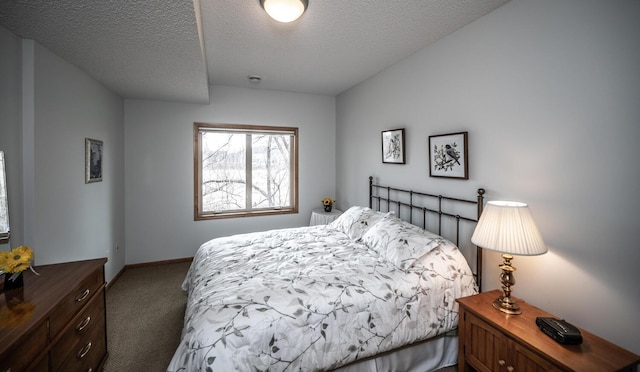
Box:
[104,261,191,372]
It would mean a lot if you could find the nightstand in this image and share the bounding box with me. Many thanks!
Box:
[457,290,640,372]
[310,208,342,225]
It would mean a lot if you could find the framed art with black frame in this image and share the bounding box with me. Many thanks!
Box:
[429,131,468,179]
[381,128,405,164]
[85,138,103,183]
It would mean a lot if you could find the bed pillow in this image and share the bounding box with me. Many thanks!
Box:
[328,206,390,241]
[361,214,445,271]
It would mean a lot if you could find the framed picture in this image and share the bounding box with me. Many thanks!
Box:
[85,138,103,183]
[428,131,468,179]
[381,128,406,164]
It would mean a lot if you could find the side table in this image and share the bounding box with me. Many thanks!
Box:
[456,290,640,371]
[310,208,343,225]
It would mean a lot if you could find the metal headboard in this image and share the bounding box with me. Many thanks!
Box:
[368,176,486,291]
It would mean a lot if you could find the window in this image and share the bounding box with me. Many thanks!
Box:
[194,123,298,220]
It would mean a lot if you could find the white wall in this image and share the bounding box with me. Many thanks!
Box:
[124,85,336,264]
[336,0,640,355]
[3,36,126,282]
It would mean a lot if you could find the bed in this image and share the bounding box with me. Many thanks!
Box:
[168,177,485,371]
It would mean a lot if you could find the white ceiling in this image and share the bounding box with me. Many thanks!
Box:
[0,0,509,103]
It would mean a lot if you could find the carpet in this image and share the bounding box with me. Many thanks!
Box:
[104,261,190,371]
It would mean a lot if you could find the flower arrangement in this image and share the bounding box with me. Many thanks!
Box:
[0,245,38,282]
[322,197,335,207]
[322,197,335,212]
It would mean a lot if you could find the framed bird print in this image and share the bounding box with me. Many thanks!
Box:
[429,131,468,179]
[381,128,406,164]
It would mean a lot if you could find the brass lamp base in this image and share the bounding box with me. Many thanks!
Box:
[494,253,522,315]
[493,295,522,315]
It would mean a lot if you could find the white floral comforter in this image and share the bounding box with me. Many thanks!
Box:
[168,219,476,371]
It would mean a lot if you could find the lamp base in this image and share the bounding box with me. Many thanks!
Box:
[493,253,522,315]
[493,295,522,315]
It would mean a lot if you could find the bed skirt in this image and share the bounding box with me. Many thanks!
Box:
[334,332,458,372]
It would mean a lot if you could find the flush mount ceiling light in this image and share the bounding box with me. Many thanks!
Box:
[260,0,308,23]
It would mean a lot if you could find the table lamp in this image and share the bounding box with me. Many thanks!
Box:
[471,201,547,315]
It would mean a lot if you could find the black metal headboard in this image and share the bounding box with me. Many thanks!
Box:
[368,176,486,290]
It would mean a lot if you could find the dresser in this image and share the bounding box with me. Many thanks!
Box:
[0,258,108,372]
[457,290,640,372]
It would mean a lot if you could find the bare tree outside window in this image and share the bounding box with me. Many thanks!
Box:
[195,123,298,220]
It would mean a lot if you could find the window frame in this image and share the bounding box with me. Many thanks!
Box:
[194,122,299,220]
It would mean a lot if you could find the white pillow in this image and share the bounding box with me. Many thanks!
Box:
[328,206,390,241]
[360,214,445,271]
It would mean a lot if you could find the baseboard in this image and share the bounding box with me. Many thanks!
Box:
[124,257,193,269]
[106,257,193,290]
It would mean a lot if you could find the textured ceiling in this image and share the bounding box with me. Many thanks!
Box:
[0,0,510,102]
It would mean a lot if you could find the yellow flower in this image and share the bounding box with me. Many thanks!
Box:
[322,197,335,206]
[0,246,34,274]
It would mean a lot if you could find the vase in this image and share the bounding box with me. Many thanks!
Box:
[324,205,332,212]
[3,271,24,292]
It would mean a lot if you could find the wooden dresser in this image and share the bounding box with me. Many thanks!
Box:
[457,290,640,372]
[0,258,108,372]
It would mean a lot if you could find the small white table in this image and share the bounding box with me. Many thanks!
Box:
[310,208,343,225]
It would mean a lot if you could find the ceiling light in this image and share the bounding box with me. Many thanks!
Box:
[260,0,308,23]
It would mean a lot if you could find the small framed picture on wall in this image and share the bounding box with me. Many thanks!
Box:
[381,128,406,164]
[428,131,468,179]
[85,138,103,183]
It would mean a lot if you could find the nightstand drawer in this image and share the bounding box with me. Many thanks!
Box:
[463,312,505,372]
[50,291,106,371]
[49,266,103,338]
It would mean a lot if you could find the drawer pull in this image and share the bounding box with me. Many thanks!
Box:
[77,316,92,331]
[76,289,90,302]
[506,367,514,372]
[498,359,506,366]
[77,342,92,359]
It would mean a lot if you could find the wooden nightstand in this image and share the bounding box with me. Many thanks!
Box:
[457,290,640,372]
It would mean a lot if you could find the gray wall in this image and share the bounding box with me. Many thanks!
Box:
[0,27,126,282]
[336,0,640,355]
[32,42,126,281]
[124,85,336,263]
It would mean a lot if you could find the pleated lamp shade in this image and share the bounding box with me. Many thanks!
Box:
[471,201,547,256]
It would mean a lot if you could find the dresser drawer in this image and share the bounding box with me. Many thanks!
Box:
[50,266,104,338]
[50,291,106,371]
[55,318,107,372]
[0,320,48,372]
